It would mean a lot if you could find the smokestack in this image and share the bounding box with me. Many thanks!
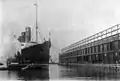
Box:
[25,27,31,42]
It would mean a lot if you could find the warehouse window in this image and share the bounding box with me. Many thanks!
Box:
[81,49,83,54]
[113,41,118,50]
[80,50,81,55]
[90,47,92,53]
[94,46,96,53]
[88,48,90,54]
[84,49,86,54]
[78,50,79,55]
[98,45,100,52]
[100,44,102,52]
[81,50,82,54]
[70,53,72,56]
[87,48,88,54]
[104,44,106,52]
[82,49,84,54]
[118,40,120,49]
[91,47,93,53]
[73,51,76,55]
[107,43,110,51]
[110,42,113,50]
[96,46,98,53]
[102,44,104,52]
[85,48,87,54]
[76,51,78,55]
[79,50,81,55]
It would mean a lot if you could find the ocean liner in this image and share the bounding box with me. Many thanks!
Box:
[7,2,51,68]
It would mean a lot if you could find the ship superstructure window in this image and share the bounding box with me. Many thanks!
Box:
[21,44,24,46]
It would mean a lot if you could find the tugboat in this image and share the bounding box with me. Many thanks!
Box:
[7,2,51,70]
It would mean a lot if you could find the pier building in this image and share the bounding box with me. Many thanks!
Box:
[59,24,120,64]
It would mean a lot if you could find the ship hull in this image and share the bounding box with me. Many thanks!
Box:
[18,41,51,64]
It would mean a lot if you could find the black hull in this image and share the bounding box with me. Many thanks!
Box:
[17,41,51,64]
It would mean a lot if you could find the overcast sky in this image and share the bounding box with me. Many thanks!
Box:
[1,0,120,61]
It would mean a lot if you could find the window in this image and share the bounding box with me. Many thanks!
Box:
[107,43,110,51]
[102,44,104,52]
[98,45,100,52]
[104,44,107,52]
[91,47,93,53]
[110,42,113,50]
[80,50,82,54]
[94,46,96,53]
[112,41,118,50]
[113,41,118,50]
[118,40,120,49]
[85,48,87,54]
[82,49,84,54]
[78,50,80,55]
[88,48,90,54]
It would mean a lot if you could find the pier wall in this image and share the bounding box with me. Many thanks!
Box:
[59,24,120,64]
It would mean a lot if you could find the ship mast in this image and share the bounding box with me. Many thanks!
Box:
[34,2,38,43]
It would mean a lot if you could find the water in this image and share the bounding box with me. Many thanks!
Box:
[0,64,120,80]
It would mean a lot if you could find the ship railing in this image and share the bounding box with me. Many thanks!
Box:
[20,42,37,49]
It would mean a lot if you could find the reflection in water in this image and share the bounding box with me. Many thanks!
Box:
[0,66,49,80]
[17,69,49,80]
[0,64,120,80]
[49,64,120,80]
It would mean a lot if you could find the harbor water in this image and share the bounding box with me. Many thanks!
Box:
[0,64,120,80]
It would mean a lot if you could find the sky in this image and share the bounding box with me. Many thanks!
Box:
[1,0,120,62]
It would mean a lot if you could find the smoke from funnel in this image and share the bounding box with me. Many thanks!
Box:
[0,31,21,64]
